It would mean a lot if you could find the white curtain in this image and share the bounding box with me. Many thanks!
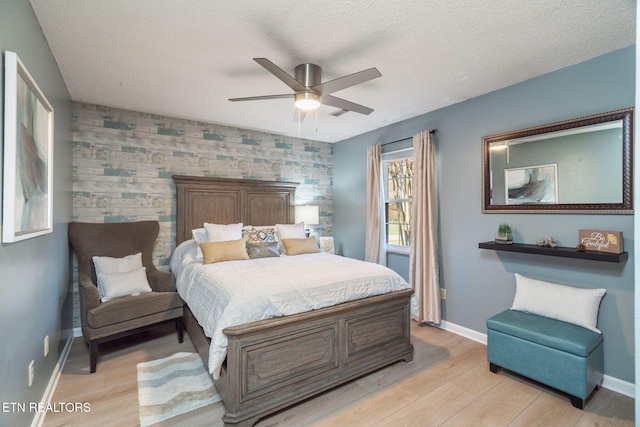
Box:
[410,131,441,324]
[365,145,385,264]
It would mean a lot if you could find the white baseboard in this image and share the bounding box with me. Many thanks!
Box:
[73,327,82,338]
[439,320,635,399]
[439,320,487,345]
[602,374,636,398]
[31,330,75,427]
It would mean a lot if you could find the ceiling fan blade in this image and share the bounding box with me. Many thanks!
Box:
[229,94,294,102]
[322,95,374,115]
[312,67,381,95]
[254,58,307,92]
[329,109,349,117]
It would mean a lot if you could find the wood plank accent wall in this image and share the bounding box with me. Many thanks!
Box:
[71,102,332,329]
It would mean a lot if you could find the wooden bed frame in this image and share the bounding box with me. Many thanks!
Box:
[173,175,414,426]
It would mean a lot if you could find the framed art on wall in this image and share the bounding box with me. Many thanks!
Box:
[2,51,54,243]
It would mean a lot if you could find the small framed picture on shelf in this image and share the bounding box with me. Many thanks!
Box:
[319,236,334,254]
[578,230,623,254]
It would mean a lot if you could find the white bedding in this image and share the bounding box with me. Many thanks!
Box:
[170,239,417,378]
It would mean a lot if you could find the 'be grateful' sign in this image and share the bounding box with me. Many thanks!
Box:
[578,230,623,254]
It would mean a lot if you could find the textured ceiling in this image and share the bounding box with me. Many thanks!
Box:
[30,0,635,143]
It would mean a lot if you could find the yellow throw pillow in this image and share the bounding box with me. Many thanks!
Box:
[281,237,320,256]
[199,239,250,264]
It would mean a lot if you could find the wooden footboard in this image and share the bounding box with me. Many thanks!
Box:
[183,289,414,426]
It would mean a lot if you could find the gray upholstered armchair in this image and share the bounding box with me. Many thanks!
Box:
[68,221,184,373]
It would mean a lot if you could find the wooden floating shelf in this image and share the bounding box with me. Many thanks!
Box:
[478,241,628,263]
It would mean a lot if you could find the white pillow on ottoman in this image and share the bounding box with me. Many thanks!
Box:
[511,273,606,333]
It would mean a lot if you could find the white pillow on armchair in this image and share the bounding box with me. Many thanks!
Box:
[92,252,151,302]
[97,268,152,302]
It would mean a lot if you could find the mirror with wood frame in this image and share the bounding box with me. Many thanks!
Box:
[482,107,633,214]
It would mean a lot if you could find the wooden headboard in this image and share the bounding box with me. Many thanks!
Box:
[172,175,298,245]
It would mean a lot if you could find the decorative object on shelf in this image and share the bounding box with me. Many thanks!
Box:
[3,51,54,243]
[578,230,623,254]
[295,205,319,237]
[319,236,335,254]
[576,243,586,252]
[495,223,512,245]
[536,236,558,248]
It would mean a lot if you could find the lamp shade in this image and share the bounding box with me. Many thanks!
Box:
[295,205,319,225]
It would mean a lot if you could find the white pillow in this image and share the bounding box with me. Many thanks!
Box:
[204,222,243,242]
[275,223,306,254]
[93,253,144,300]
[192,228,208,259]
[511,273,606,333]
[192,228,208,243]
[97,268,152,302]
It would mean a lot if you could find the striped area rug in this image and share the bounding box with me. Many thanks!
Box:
[137,352,221,426]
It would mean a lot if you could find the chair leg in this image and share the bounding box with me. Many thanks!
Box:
[176,318,184,343]
[89,341,98,373]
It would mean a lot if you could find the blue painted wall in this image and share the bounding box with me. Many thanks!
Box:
[334,46,635,383]
[0,2,73,426]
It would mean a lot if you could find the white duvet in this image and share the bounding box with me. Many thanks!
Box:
[170,240,416,378]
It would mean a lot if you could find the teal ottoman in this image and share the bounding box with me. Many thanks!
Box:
[487,309,604,409]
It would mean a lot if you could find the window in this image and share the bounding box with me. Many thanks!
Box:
[383,151,413,252]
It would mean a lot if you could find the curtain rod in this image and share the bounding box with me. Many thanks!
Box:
[381,129,438,146]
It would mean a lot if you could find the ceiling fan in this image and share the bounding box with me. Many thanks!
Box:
[229,58,381,117]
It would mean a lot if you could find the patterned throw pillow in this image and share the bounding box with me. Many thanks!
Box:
[246,241,280,259]
[243,227,277,244]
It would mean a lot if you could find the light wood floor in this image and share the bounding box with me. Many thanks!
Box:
[43,323,634,427]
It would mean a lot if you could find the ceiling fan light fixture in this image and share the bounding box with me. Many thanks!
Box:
[294,92,321,110]
[230,58,381,117]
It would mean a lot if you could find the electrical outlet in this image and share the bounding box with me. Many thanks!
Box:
[44,335,49,357]
[28,360,34,387]
[440,288,446,300]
